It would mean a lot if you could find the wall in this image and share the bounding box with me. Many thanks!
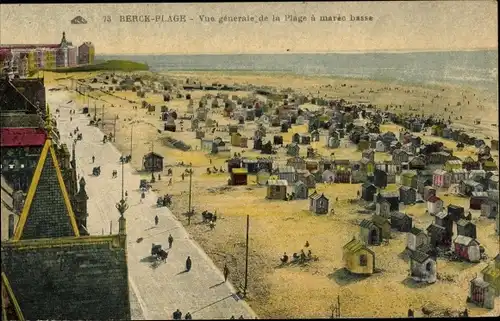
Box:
[346,250,373,274]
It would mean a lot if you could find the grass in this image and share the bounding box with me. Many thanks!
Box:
[43,60,149,73]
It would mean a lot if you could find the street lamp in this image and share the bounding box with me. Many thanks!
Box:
[116,156,128,221]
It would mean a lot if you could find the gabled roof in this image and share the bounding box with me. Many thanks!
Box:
[427,195,442,203]
[410,227,424,235]
[343,238,374,255]
[1,272,25,321]
[143,151,164,159]
[456,219,474,227]
[454,235,478,246]
[409,250,431,264]
[427,223,445,234]
[310,192,328,201]
[359,219,376,229]
[13,139,80,240]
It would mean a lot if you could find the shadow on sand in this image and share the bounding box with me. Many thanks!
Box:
[327,268,371,286]
[401,277,433,289]
[177,270,188,275]
[398,249,411,262]
[209,281,225,289]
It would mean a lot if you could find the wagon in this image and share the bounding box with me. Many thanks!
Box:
[151,244,162,256]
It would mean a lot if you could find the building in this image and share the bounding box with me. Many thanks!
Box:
[276,166,297,185]
[0,138,130,320]
[309,192,329,214]
[481,255,500,296]
[433,169,451,188]
[292,180,308,199]
[390,211,412,232]
[230,168,248,185]
[427,223,448,248]
[407,227,429,252]
[456,219,477,239]
[409,250,437,283]
[361,183,377,202]
[453,235,481,262]
[142,152,164,172]
[468,276,496,309]
[1,32,93,75]
[266,180,287,200]
[359,219,381,245]
[401,171,418,189]
[372,214,391,240]
[342,237,375,275]
[427,195,444,215]
[399,186,417,205]
[77,41,95,65]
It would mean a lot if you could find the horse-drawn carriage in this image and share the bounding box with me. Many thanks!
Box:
[92,166,101,176]
[151,243,168,262]
[157,194,172,207]
[201,210,217,223]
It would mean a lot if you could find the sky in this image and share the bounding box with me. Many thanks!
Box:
[0,2,498,54]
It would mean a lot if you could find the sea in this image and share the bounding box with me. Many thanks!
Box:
[98,50,498,95]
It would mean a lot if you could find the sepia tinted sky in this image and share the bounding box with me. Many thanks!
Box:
[0,2,497,54]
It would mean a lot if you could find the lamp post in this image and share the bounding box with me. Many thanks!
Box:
[116,156,128,236]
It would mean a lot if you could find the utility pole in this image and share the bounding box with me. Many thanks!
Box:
[130,123,133,158]
[187,167,193,225]
[243,214,249,297]
[150,141,155,182]
[113,115,117,142]
[101,104,105,129]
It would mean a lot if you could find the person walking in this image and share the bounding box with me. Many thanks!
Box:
[223,264,230,282]
[92,155,95,163]
[168,234,174,248]
[155,215,159,226]
[185,256,192,272]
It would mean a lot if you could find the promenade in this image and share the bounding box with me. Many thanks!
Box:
[49,91,257,320]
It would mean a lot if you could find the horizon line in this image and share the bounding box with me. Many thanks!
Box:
[97,47,498,56]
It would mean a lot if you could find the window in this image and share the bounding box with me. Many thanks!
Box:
[359,254,368,266]
[426,262,432,272]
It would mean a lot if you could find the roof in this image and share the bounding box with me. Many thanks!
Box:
[1,272,25,321]
[267,179,288,186]
[359,219,376,229]
[433,169,448,175]
[1,44,60,49]
[310,193,328,201]
[231,168,248,174]
[435,211,448,219]
[13,139,80,240]
[471,277,491,289]
[373,214,390,226]
[427,195,442,203]
[446,160,463,165]
[0,128,47,147]
[342,238,374,255]
[391,211,409,220]
[401,171,417,178]
[410,250,431,264]
[452,169,468,174]
[410,227,423,235]
[143,151,164,159]
[278,166,296,173]
[427,223,445,234]
[463,179,481,187]
[454,235,477,246]
[456,219,473,227]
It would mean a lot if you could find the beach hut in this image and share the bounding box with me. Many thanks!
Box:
[390,212,413,232]
[273,135,284,145]
[359,219,382,245]
[427,195,443,215]
[361,183,377,202]
[261,141,273,154]
[406,227,429,252]
[287,143,300,157]
[327,136,340,148]
[481,255,500,295]
[392,149,410,165]
[457,219,477,239]
[342,238,375,275]
[256,170,271,185]
[142,152,164,172]
[445,160,463,172]
[408,156,426,170]
[481,199,498,219]
[230,168,248,186]
[266,180,288,200]
[459,179,484,196]
[280,122,289,133]
[277,166,297,184]
[470,191,488,210]
[454,236,481,262]
[242,159,259,174]
[309,192,329,214]
[427,223,448,248]
[409,251,437,284]
[432,169,451,188]
[399,186,417,205]
[375,199,391,218]
[375,140,385,152]
[451,169,468,184]
[468,276,496,309]
[401,171,418,189]
[372,214,391,240]
[253,137,263,150]
[300,134,311,145]
[447,204,465,222]
[287,157,306,170]
[293,181,308,199]
[231,133,242,147]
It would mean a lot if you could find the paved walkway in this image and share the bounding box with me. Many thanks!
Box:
[49,92,257,320]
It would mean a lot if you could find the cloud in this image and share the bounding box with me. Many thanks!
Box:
[71,16,87,24]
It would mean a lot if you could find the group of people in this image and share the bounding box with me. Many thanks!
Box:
[280,241,314,265]
[172,309,191,320]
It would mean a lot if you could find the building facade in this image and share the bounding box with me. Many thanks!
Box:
[1,32,95,76]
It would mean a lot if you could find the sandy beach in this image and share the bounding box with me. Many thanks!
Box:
[45,70,499,318]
